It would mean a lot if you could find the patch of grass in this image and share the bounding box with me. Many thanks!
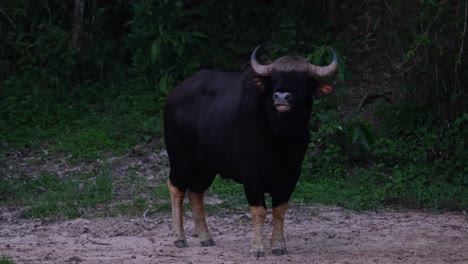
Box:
[295,157,468,211]
[113,197,149,216]
[0,167,113,218]
[292,176,385,210]
[0,256,15,264]
[124,167,151,199]
[152,179,170,200]
[111,195,170,217]
[1,82,163,161]
[382,165,468,210]
[104,176,172,217]
[298,101,468,211]
[206,177,245,209]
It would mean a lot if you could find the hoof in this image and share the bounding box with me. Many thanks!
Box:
[272,248,288,256]
[174,239,188,248]
[201,239,216,247]
[252,250,265,258]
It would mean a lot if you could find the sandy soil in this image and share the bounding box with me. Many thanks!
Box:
[1,145,467,263]
[1,205,467,264]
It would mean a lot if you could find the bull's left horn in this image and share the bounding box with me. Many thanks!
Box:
[308,48,338,78]
[250,45,273,76]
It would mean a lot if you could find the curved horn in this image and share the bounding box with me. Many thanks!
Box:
[250,45,273,76]
[308,48,338,77]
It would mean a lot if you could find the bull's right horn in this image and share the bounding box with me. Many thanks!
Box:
[307,48,338,78]
[250,45,273,76]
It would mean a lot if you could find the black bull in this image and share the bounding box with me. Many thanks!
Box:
[163,46,338,257]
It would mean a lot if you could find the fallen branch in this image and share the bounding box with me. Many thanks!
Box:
[143,209,162,223]
[91,241,112,246]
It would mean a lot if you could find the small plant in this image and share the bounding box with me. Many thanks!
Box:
[0,256,15,264]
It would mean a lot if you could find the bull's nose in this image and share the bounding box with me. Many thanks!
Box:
[273,92,293,102]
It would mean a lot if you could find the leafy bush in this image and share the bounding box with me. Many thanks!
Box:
[301,92,467,210]
[377,0,466,119]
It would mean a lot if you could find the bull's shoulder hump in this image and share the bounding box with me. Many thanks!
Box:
[178,70,241,93]
[166,70,240,104]
[176,70,238,86]
[196,69,240,79]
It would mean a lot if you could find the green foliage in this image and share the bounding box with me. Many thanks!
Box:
[380,0,466,118]
[292,175,386,210]
[300,94,468,210]
[206,177,246,208]
[126,0,336,86]
[0,256,15,264]
[309,97,376,165]
[1,1,466,212]
[0,168,113,218]
[99,169,171,217]
[308,46,347,82]
[373,105,468,209]
[0,82,163,160]
[128,0,208,81]
[1,0,333,160]
[114,197,153,216]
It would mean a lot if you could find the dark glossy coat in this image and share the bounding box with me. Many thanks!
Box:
[164,66,323,208]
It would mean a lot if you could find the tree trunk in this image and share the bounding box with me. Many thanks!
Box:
[72,0,86,51]
[71,0,86,86]
[327,0,336,27]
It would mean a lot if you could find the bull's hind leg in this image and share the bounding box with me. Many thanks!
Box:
[271,203,288,255]
[167,179,188,248]
[188,191,215,246]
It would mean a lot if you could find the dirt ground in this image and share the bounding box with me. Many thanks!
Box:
[3,132,466,264]
[1,145,468,264]
[1,205,467,264]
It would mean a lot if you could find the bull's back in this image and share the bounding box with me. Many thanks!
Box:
[164,70,245,177]
[164,70,241,130]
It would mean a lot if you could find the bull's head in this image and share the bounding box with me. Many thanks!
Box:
[250,46,337,113]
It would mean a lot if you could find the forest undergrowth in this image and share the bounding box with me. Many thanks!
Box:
[0,0,467,217]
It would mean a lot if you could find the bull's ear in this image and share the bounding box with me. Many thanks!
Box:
[314,81,334,98]
[252,76,268,91]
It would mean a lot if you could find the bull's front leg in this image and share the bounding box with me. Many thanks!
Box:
[244,180,267,257]
[271,203,288,255]
[249,205,267,257]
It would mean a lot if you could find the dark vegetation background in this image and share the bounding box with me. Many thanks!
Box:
[0,0,467,216]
